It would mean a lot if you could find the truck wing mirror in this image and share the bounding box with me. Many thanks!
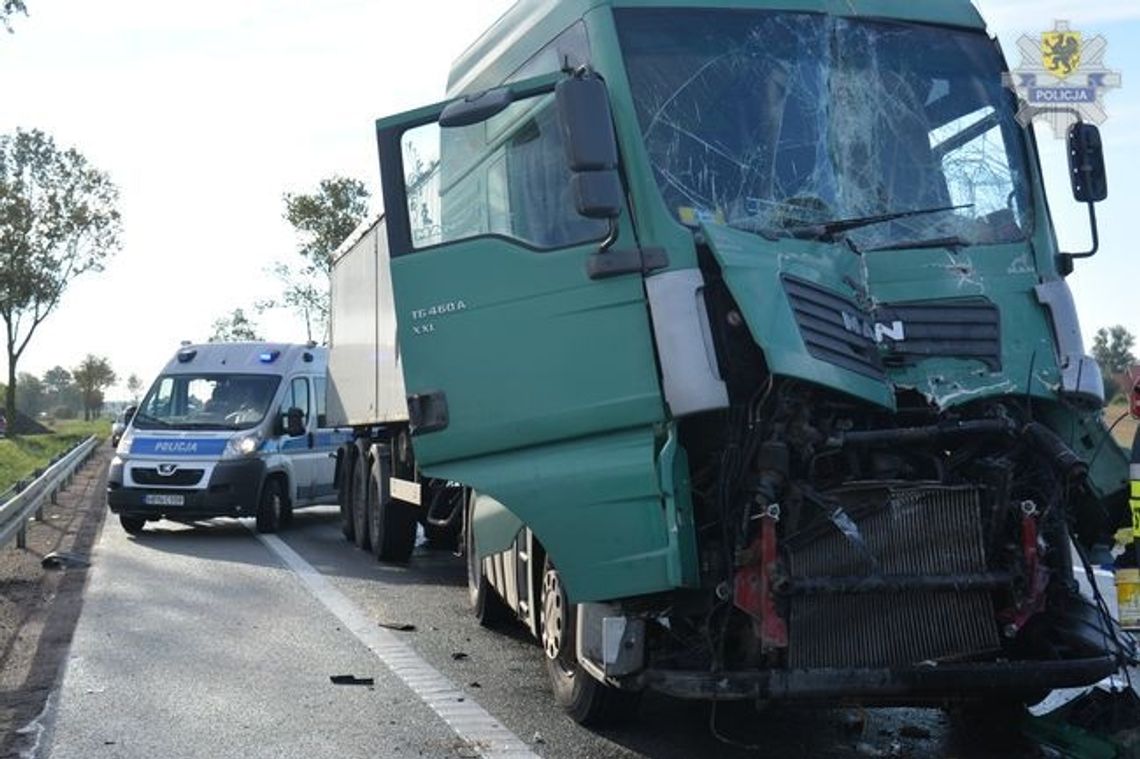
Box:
[556,72,622,220]
[1061,122,1108,265]
[285,407,306,437]
[1068,123,1107,203]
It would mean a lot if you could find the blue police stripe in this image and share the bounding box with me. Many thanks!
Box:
[131,437,228,456]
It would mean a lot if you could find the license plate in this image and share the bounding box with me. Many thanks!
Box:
[144,493,185,506]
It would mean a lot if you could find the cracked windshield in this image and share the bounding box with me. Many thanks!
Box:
[616,9,1033,251]
[133,374,281,431]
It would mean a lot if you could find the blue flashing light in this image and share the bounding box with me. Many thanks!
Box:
[259,350,281,364]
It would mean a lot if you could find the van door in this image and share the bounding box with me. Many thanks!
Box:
[375,73,664,469]
[281,376,314,502]
[309,375,340,501]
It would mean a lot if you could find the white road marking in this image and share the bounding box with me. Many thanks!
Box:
[255,532,537,759]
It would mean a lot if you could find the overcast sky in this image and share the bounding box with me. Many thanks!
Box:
[1,0,1138,401]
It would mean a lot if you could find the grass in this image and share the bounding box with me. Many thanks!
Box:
[1104,397,1137,450]
[0,419,109,494]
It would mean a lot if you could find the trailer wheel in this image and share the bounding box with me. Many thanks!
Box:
[255,478,284,534]
[368,453,416,562]
[351,441,370,551]
[465,495,510,627]
[541,558,640,726]
[338,446,355,542]
[120,515,146,535]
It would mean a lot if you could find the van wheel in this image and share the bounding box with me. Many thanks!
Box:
[351,441,370,551]
[120,515,146,535]
[338,447,355,542]
[256,479,283,534]
[541,558,641,726]
[465,494,509,626]
[368,453,416,562]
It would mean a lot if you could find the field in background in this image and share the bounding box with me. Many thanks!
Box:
[0,419,109,493]
[1106,397,1137,450]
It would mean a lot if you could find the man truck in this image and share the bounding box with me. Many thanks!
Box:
[327,0,1134,726]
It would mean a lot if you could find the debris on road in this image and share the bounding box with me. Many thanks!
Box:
[451,652,468,661]
[377,621,416,632]
[329,675,375,686]
[1024,686,1140,758]
[41,551,90,569]
[532,731,545,745]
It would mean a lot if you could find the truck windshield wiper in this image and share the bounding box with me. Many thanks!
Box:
[786,203,974,241]
[862,235,973,253]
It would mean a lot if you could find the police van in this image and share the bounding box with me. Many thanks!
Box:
[107,342,350,534]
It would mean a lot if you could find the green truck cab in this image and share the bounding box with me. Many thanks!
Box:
[331,0,1133,725]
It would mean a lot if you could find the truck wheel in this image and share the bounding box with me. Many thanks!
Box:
[368,454,416,562]
[541,558,640,726]
[465,495,509,626]
[255,479,284,534]
[338,447,355,542]
[351,441,370,551]
[120,515,146,535]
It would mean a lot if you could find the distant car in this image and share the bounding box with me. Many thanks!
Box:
[110,405,137,447]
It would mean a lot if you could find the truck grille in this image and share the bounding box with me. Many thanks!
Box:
[785,485,999,669]
[782,275,886,381]
[131,468,205,487]
[877,298,1001,370]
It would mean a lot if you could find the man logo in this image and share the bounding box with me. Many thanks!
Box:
[841,312,906,344]
[157,464,178,477]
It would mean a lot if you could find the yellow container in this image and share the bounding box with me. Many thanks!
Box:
[1116,567,1140,630]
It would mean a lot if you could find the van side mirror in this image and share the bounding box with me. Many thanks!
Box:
[556,72,622,220]
[285,407,306,437]
[1068,123,1107,202]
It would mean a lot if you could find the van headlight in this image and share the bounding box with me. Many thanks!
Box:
[223,432,263,460]
[116,430,134,456]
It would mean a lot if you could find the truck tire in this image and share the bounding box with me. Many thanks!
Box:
[368,453,416,562]
[465,495,510,627]
[541,557,640,727]
[338,447,355,542]
[351,441,370,551]
[255,478,284,534]
[120,515,146,535]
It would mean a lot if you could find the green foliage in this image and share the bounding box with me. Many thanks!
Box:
[126,373,143,401]
[262,176,370,343]
[52,405,76,420]
[208,307,262,342]
[0,427,100,493]
[1092,325,1136,375]
[15,370,44,417]
[71,354,115,421]
[0,128,121,425]
[1,0,27,33]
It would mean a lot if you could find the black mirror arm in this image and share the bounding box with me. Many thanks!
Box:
[1065,201,1100,260]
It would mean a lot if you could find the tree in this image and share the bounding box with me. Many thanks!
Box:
[261,176,369,343]
[0,129,121,429]
[1,0,27,33]
[209,307,262,342]
[14,370,43,417]
[126,373,143,402]
[72,354,115,421]
[1092,325,1137,400]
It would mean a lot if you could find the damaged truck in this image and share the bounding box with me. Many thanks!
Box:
[327,0,1135,725]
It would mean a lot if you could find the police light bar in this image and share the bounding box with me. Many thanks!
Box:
[259,350,281,363]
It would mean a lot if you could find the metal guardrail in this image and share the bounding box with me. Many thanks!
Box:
[0,435,100,551]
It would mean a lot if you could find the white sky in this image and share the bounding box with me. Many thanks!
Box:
[1,0,1138,401]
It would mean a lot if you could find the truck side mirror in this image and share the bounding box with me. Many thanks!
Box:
[556,73,622,220]
[1068,123,1107,203]
[285,407,306,437]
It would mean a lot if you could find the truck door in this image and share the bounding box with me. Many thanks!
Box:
[376,74,664,468]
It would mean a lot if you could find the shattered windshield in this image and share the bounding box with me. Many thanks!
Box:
[615,10,1033,250]
[133,374,281,431]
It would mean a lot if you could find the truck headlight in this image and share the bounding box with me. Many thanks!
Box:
[223,432,262,460]
[116,430,134,457]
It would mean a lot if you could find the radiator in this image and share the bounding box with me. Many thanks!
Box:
[786,485,1001,669]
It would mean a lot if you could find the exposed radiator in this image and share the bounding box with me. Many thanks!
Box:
[786,485,1000,669]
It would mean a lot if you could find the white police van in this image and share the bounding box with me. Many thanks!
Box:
[107,342,350,534]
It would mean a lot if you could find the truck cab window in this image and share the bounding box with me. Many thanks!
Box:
[402,94,608,251]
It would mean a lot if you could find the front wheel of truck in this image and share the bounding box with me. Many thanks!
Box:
[255,478,284,533]
[541,558,641,727]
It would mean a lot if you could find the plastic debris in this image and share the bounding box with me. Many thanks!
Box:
[41,551,90,569]
[1024,686,1140,758]
[377,621,416,632]
[329,675,375,686]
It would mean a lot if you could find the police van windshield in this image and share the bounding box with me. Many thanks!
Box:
[133,374,281,431]
[615,9,1033,251]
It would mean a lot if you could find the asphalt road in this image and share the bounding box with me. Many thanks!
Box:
[41,508,1038,759]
